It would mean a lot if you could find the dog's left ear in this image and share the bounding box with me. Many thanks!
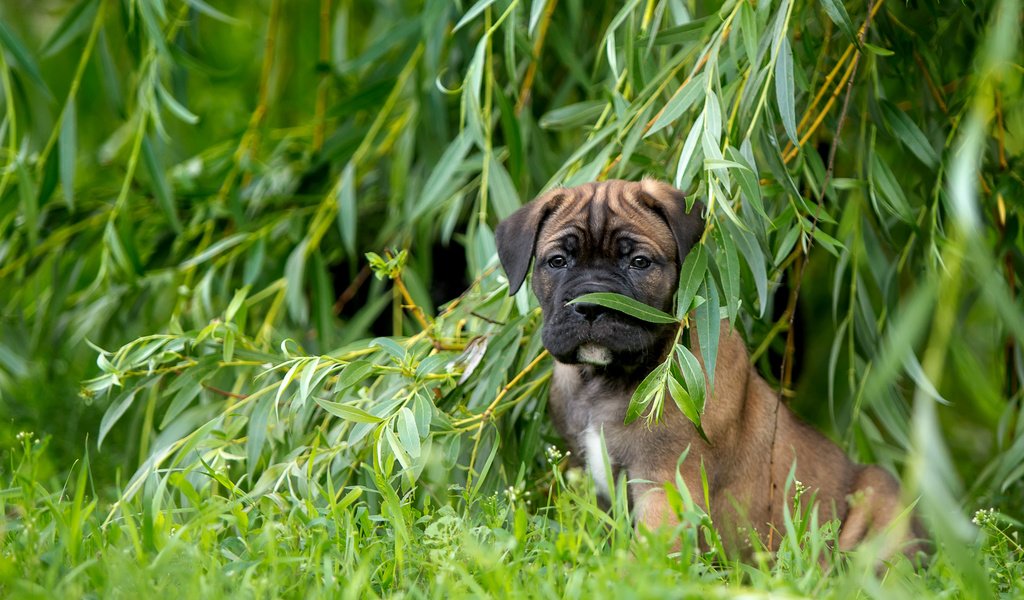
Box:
[638,179,705,263]
[495,189,565,295]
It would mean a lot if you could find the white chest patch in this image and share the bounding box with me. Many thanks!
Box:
[583,425,611,500]
[578,344,612,366]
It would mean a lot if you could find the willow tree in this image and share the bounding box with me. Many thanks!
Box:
[0,0,1021,591]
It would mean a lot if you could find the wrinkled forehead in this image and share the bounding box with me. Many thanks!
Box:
[535,182,676,259]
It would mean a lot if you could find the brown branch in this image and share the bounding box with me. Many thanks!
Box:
[333,263,372,315]
[782,0,885,163]
[914,51,948,114]
[203,384,249,400]
[515,0,559,115]
[765,0,878,550]
[393,274,431,330]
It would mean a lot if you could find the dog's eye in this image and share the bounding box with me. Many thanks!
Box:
[630,256,651,269]
[547,256,568,269]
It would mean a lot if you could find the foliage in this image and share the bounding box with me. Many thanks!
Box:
[0,0,1022,596]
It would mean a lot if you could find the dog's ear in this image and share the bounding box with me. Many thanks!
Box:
[495,189,564,295]
[638,179,705,263]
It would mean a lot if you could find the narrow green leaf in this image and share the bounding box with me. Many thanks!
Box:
[180,233,248,268]
[863,42,894,56]
[225,286,250,322]
[336,161,356,258]
[695,280,720,391]
[98,386,139,450]
[416,131,471,219]
[41,0,99,57]
[646,73,706,138]
[674,344,707,414]
[37,140,59,209]
[740,1,759,65]
[667,369,699,424]
[161,372,203,429]
[870,153,915,223]
[59,99,76,210]
[371,337,407,360]
[723,219,768,318]
[0,20,53,98]
[818,0,858,46]
[16,161,38,244]
[529,0,549,36]
[674,113,705,190]
[880,101,939,169]
[775,36,798,144]
[454,0,498,32]
[155,80,200,124]
[285,240,309,325]
[704,91,722,147]
[568,292,679,324]
[773,224,801,266]
[397,407,421,459]
[222,328,235,362]
[183,0,241,24]
[316,398,383,423]
[487,156,519,220]
[337,359,375,390]
[714,228,740,325]
[384,426,413,471]
[626,362,667,425]
[675,244,707,317]
[298,357,323,406]
[246,394,273,475]
[725,146,767,219]
[141,135,182,233]
[539,101,606,130]
[652,18,710,46]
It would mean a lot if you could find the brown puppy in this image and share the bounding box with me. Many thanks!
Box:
[495,179,922,558]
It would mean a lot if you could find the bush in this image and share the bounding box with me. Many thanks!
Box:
[0,0,1021,596]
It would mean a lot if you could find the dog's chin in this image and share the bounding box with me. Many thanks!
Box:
[577,344,613,366]
[542,324,664,369]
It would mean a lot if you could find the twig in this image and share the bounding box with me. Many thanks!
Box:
[393,274,431,330]
[765,0,878,550]
[313,0,333,152]
[782,0,885,164]
[463,350,551,490]
[203,384,250,400]
[914,52,948,114]
[333,264,372,315]
[515,0,559,115]
[455,350,550,428]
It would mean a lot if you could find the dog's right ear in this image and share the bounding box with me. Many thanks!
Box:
[495,189,564,295]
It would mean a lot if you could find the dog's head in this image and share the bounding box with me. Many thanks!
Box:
[496,179,704,370]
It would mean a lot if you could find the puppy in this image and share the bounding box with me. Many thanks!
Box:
[495,179,923,558]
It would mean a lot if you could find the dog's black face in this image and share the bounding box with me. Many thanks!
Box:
[531,216,679,367]
[496,180,704,372]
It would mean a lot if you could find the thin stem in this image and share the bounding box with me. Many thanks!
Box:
[313,0,333,151]
[516,0,559,115]
[35,0,108,178]
[766,0,877,550]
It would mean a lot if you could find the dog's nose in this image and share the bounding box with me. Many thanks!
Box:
[572,302,607,322]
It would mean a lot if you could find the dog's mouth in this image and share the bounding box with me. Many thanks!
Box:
[541,310,671,369]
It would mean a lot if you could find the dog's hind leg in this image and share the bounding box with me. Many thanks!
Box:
[837,465,919,559]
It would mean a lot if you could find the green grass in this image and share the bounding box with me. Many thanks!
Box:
[2,433,1021,599]
[0,432,1019,593]
[1,0,1023,596]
